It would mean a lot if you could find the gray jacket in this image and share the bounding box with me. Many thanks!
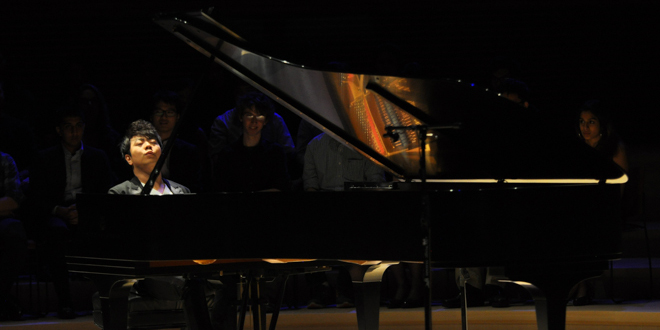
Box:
[108,176,190,195]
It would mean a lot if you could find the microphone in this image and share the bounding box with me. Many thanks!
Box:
[383,127,400,142]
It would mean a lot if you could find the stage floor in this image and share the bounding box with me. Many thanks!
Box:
[2,300,660,330]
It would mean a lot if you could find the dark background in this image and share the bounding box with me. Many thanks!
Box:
[2,0,658,150]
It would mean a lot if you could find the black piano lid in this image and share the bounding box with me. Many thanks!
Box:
[153,9,626,184]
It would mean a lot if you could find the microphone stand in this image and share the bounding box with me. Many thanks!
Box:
[383,124,458,330]
[417,126,432,330]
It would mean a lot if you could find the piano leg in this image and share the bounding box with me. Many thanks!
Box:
[506,265,604,330]
[249,276,267,330]
[237,273,286,330]
[238,275,251,330]
[183,277,215,330]
[351,263,396,330]
[268,274,289,330]
[94,276,137,330]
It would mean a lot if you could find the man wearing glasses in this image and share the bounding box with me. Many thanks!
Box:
[149,91,203,192]
[212,91,290,192]
[208,91,295,159]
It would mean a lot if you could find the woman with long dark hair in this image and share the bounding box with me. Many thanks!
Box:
[577,99,628,172]
[573,99,628,306]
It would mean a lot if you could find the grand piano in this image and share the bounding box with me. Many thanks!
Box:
[67,7,627,330]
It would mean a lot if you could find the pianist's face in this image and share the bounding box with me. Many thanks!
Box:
[240,106,266,137]
[579,111,601,147]
[125,135,161,171]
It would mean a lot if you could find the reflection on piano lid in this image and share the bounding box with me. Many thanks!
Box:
[153,9,625,184]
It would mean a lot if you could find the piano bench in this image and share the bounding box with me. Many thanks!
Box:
[91,288,218,330]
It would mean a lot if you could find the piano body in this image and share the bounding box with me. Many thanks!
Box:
[67,8,627,330]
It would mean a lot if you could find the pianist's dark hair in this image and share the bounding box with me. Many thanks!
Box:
[233,91,275,126]
[576,99,620,158]
[151,90,182,114]
[119,119,162,157]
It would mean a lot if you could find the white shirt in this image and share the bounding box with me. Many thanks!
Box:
[139,180,174,195]
[63,142,84,203]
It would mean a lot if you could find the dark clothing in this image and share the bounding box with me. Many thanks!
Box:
[0,152,27,302]
[0,152,23,204]
[82,126,129,182]
[27,145,116,221]
[208,109,295,157]
[35,216,72,307]
[0,113,37,173]
[213,138,290,192]
[162,138,203,193]
[25,145,115,310]
[0,218,26,301]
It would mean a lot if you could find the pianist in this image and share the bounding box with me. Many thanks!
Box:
[109,120,189,195]
[107,120,226,329]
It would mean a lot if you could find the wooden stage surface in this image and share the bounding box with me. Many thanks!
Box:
[2,300,660,330]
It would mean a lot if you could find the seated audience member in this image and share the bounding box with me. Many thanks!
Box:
[303,133,385,191]
[149,91,204,192]
[577,99,628,172]
[109,120,189,195]
[171,77,212,151]
[0,151,27,321]
[295,120,322,166]
[293,119,323,188]
[27,107,116,319]
[571,99,628,306]
[76,84,127,181]
[208,92,294,159]
[302,132,385,308]
[212,92,290,192]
